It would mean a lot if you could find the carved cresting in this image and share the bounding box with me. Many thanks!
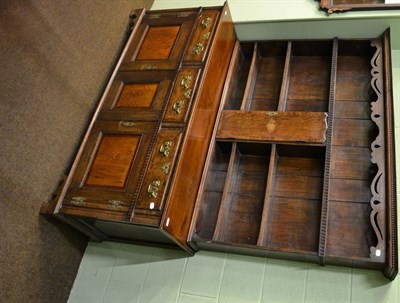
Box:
[369,39,386,262]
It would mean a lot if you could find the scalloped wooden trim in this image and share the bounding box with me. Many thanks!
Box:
[369,39,386,262]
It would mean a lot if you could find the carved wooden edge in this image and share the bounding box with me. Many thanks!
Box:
[369,38,386,263]
[382,30,398,280]
[318,38,338,265]
[318,0,400,14]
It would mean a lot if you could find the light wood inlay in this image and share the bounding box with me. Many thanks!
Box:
[85,135,140,188]
[116,83,158,108]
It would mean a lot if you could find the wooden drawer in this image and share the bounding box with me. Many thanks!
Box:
[163,67,201,124]
[98,71,174,121]
[61,120,157,219]
[121,9,199,71]
[183,10,220,63]
[135,128,182,212]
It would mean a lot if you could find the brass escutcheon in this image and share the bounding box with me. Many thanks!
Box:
[148,14,161,19]
[265,111,278,116]
[121,121,135,127]
[161,162,171,174]
[192,43,204,55]
[173,100,185,114]
[159,141,173,157]
[71,196,86,205]
[203,32,211,40]
[180,76,192,89]
[107,200,122,209]
[148,180,161,198]
[201,17,212,28]
[142,64,157,70]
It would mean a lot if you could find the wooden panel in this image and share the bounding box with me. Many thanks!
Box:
[184,10,219,62]
[161,3,236,251]
[136,25,180,60]
[329,179,371,203]
[277,157,324,177]
[332,119,376,147]
[336,55,372,101]
[85,135,140,188]
[116,83,158,108]
[217,110,327,144]
[163,67,201,123]
[215,146,269,245]
[334,100,371,119]
[327,202,371,258]
[330,146,373,180]
[275,175,323,200]
[287,56,330,102]
[99,71,173,121]
[267,197,321,253]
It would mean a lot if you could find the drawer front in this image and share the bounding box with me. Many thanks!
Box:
[135,129,183,212]
[121,10,198,71]
[163,67,201,123]
[62,120,157,216]
[183,10,220,63]
[99,71,174,121]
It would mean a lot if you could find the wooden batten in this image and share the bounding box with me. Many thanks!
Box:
[241,43,259,110]
[216,110,328,144]
[277,41,292,111]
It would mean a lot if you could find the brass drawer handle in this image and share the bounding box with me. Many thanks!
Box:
[183,89,192,99]
[201,17,212,28]
[142,64,158,70]
[161,162,171,174]
[148,14,161,19]
[172,100,185,114]
[159,141,173,157]
[107,200,122,209]
[192,43,204,55]
[148,180,161,198]
[181,76,192,89]
[203,32,211,40]
[71,196,86,205]
[266,111,278,116]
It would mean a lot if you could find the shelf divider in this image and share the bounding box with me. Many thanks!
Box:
[277,41,292,112]
[240,42,259,110]
[318,37,338,265]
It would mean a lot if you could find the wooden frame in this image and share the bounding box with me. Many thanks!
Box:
[319,0,400,14]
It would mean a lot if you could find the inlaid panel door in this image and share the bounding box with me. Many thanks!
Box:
[61,120,157,219]
[120,9,199,71]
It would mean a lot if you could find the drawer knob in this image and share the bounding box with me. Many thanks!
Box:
[159,141,173,157]
[181,76,192,89]
[148,180,161,198]
[107,200,122,209]
[201,17,212,28]
[192,43,204,55]
[161,162,171,174]
[71,196,86,205]
[172,100,185,114]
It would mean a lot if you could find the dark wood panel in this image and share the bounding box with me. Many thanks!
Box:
[277,157,324,177]
[332,119,376,147]
[330,146,373,180]
[327,201,372,258]
[287,56,330,102]
[116,83,159,108]
[334,100,371,119]
[274,175,323,200]
[217,110,327,144]
[329,179,372,203]
[267,197,321,253]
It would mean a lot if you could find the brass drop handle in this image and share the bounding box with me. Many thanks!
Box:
[201,17,212,28]
[159,141,173,157]
[172,100,185,114]
[192,43,204,55]
[107,200,122,209]
[181,76,192,89]
[148,180,161,198]
[71,196,86,205]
